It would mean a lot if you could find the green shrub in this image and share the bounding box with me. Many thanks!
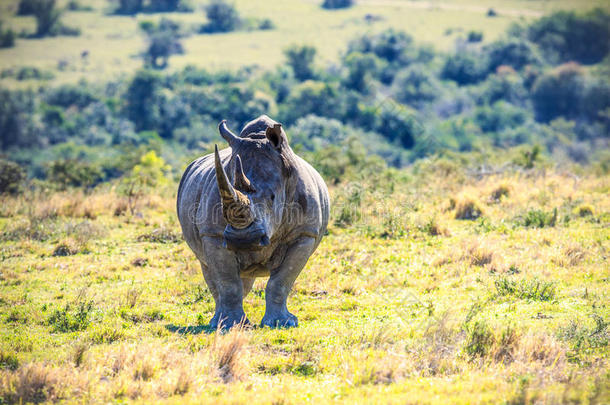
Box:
[0,159,26,194]
[521,208,557,228]
[115,0,143,14]
[494,277,556,301]
[47,300,94,332]
[527,8,610,65]
[467,30,483,42]
[441,52,488,85]
[0,22,15,48]
[322,0,353,9]
[202,0,240,33]
[284,45,317,81]
[17,0,36,15]
[46,159,103,189]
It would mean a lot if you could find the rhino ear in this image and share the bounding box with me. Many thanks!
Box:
[265,124,285,150]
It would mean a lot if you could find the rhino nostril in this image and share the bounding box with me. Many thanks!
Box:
[260,235,270,246]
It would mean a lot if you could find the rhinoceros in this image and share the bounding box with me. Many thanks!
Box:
[177,115,330,328]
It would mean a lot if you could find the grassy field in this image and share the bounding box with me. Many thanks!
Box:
[1,160,608,403]
[1,0,609,84]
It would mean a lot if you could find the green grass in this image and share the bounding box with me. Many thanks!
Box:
[0,166,608,403]
[1,0,608,85]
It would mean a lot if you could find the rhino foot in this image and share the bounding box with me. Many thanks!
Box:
[209,312,250,330]
[261,311,298,328]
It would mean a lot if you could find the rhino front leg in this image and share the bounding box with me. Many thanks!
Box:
[262,237,316,328]
[202,237,249,329]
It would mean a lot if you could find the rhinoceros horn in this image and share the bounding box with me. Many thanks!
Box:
[219,120,240,146]
[214,145,254,229]
[234,154,254,193]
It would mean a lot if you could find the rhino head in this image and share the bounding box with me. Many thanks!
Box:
[214,120,293,251]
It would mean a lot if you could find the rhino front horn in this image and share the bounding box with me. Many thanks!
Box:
[214,145,254,229]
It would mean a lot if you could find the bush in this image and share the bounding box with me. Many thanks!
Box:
[115,0,143,14]
[521,208,557,228]
[375,104,422,148]
[343,52,379,92]
[45,83,97,109]
[321,0,353,9]
[0,159,26,194]
[45,160,103,189]
[284,45,317,81]
[527,8,610,65]
[47,300,94,332]
[124,69,164,132]
[473,101,529,134]
[0,89,38,149]
[494,277,556,301]
[531,63,585,123]
[17,0,36,15]
[202,0,240,33]
[467,31,483,43]
[484,38,541,73]
[281,80,342,124]
[148,0,188,12]
[392,64,440,107]
[0,22,15,48]
[441,52,487,85]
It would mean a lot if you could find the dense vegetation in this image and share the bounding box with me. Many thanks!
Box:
[1,6,609,190]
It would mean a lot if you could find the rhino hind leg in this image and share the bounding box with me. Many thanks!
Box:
[261,236,316,328]
[202,237,249,329]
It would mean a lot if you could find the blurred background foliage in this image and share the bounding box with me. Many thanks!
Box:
[0,0,608,193]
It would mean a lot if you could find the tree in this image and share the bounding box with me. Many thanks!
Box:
[201,0,240,33]
[343,52,379,93]
[284,45,317,81]
[484,38,541,73]
[32,0,61,37]
[321,0,353,9]
[531,63,585,122]
[114,0,143,15]
[392,64,440,107]
[527,8,610,65]
[141,18,183,69]
[124,70,164,132]
[441,52,487,85]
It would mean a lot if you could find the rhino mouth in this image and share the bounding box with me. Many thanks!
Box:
[223,221,270,251]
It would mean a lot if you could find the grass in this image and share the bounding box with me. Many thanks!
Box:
[1,0,609,85]
[0,164,608,403]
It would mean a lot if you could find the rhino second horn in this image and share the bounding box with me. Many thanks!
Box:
[234,154,254,193]
[218,120,240,146]
[214,145,254,229]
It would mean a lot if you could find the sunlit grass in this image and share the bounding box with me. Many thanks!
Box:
[0,164,608,403]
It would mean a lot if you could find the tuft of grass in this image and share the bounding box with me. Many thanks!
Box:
[420,217,450,236]
[137,226,181,243]
[463,239,494,267]
[213,323,249,383]
[494,277,557,301]
[52,237,81,256]
[0,362,63,404]
[0,350,19,371]
[454,196,484,220]
[489,183,510,202]
[573,204,594,217]
[464,320,495,358]
[73,342,89,368]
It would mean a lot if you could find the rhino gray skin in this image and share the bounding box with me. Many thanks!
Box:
[177,115,330,328]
